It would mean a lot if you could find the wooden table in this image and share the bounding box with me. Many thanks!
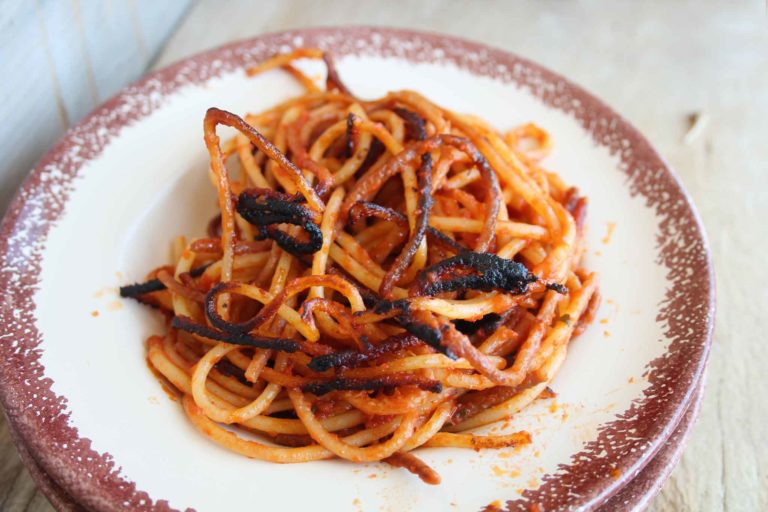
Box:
[2,1,766,510]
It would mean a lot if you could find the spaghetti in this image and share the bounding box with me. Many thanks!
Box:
[121,49,598,485]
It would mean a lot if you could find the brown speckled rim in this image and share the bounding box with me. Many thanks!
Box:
[597,367,707,511]
[0,27,714,512]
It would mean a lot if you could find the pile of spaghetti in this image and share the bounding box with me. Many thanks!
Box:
[121,49,598,485]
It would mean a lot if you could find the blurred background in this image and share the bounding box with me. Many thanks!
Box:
[1,1,765,511]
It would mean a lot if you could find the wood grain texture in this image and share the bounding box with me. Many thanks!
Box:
[0,413,52,512]
[0,0,192,216]
[1,1,766,511]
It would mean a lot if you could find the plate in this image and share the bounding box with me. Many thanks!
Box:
[0,28,714,511]
[5,366,707,512]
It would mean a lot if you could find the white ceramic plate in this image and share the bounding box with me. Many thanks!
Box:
[0,28,714,512]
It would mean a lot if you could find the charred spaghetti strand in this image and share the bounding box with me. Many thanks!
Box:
[307,333,422,372]
[438,135,501,252]
[348,201,466,254]
[204,282,267,334]
[205,108,324,212]
[120,263,210,298]
[363,299,453,357]
[236,188,323,255]
[393,107,427,141]
[170,316,329,356]
[300,374,442,396]
[413,252,566,296]
[379,152,433,298]
[322,52,353,96]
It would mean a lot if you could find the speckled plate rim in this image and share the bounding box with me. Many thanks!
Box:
[598,365,707,511]
[0,27,714,512]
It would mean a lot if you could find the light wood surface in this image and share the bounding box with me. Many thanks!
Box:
[0,0,191,215]
[1,1,766,511]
